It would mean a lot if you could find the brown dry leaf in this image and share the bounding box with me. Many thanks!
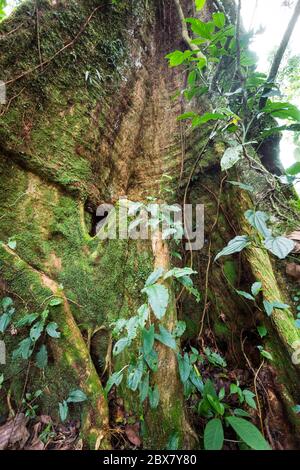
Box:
[125,423,141,447]
[24,422,45,450]
[0,413,29,450]
[287,231,300,254]
[286,263,300,281]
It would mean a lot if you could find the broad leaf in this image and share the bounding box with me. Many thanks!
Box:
[155,325,177,350]
[59,401,68,422]
[67,389,87,403]
[212,12,225,29]
[144,349,159,372]
[139,372,149,403]
[221,145,243,171]
[204,419,224,450]
[145,267,164,287]
[177,352,191,383]
[236,290,255,301]
[244,210,271,238]
[30,321,44,342]
[113,337,131,356]
[149,385,160,409]
[36,345,48,370]
[226,416,271,450]
[195,0,206,11]
[264,236,295,259]
[215,236,251,261]
[142,325,155,356]
[142,284,169,320]
[105,370,124,394]
[127,361,144,392]
[46,322,61,339]
[251,282,262,297]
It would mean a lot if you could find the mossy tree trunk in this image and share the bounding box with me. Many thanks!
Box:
[0,0,300,450]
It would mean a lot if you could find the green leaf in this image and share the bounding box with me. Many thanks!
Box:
[233,409,251,418]
[137,304,149,328]
[67,389,87,403]
[125,315,139,340]
[286,162,300,176]
[251,282,262,297]
[166,432,179,450]
[292,405,300,414]
[236,290,255,301]
[185,18,215,39]
[192,112,225,127]
[142,284,169,320]
[49,298,63,307]
[195,0,206,11]
[149,385,160,409]
[227,181,254,192]
[264,236,295,259]
[139,372,149,403]
[155,325,177,350]
[257,325,268,338]
[105,370,124,394]
[207,394,225,415]
[243,390,257,410]
[204,419,224,450]
[177,352,191,383]
[145,267,164,287]
[263,300,289,317]
[190,368,204,393]
[113,337,131,356]
[59,401,68,422]
[226,416,271,450]
[257,346,273,361]
[16,313,39,328]
[221,145,243,171]
[173,321,186,338]
[164,267,197,280]
[244,210,271,238]
[262,101,300,121]
[36,345,48,370]
[127,361,144,392]
[142,325,155,356]
[0,313,11,333]
[215,236,251,261]
[2,297,13,310]
[30,321,44,342]
[165,50,193,67]
[144,349,158,372]
[46,322,61,339]
[7,239,17,250]
[13,338,34,360]
[212,12,225,29]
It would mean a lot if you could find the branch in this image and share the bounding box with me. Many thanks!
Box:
[259,0,300,109]
[173,0,206,59]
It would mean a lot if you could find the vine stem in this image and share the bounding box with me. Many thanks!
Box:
[173,0,206,59]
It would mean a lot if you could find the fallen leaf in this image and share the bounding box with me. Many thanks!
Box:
[125,423,141,447]
[0,413,29,450]
[287,231,300,254]
[286,263,300,281]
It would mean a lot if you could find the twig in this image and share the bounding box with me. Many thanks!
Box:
[173,0,206,59]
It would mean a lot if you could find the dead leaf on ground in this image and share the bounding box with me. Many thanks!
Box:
[0,413,29,450]
[287,231,300,254]
[286,263,300,281]
[125,423,141,447]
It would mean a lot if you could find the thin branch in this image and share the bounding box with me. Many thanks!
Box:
[259,0,300,109]
[173,0,206,59]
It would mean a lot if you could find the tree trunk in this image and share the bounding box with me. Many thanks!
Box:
[0,0,300,450]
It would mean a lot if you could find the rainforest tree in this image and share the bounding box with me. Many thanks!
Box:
[0,0,300,451]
